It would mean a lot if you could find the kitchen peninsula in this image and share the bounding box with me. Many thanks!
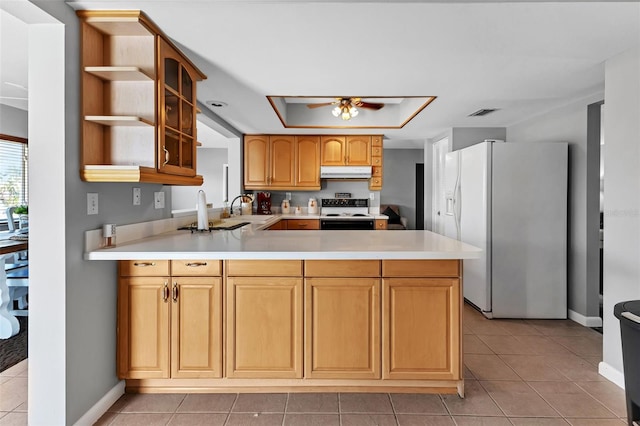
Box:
[86,218,480,397]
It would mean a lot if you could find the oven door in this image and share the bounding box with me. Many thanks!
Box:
[320,219,375,230]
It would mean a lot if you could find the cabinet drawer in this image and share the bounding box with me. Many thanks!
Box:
[372,136,383,146]
[382,260,460,277]
[375,220,387,230]
[227,260,303,276]
[372,146,382,156]
[119,260,169,277]
[372,166,383,177]
[305,260,380,277]
[286,219,320,230]
[171,260,221,276]
[372,156,382,166]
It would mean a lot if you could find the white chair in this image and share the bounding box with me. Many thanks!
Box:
[5,207,16,231]
[5,207,27,261]
[6,263,28,316]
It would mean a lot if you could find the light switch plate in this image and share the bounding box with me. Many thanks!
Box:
[154,191,165,209]
[133,187,141,205]
[369,192,375,200]
[87,193,98,215]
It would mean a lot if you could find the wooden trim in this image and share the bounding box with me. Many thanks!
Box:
[0,134,27,144]
[124,378,462,395]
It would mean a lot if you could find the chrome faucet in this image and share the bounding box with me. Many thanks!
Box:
[230,195,244,215]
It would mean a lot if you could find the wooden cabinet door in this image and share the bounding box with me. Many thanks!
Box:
[269,135,295,187]
[346,136,371,165]
[158,38,197,177]
[321,136,346,166]
[295,135,320,188]
[118,277,170,379]
[171,277,222,378]
[383,278,461,380]
[244,135,270,187]
[227,277,303,378]
[305,278,381,379]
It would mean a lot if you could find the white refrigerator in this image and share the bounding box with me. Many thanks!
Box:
[443,141,568,318]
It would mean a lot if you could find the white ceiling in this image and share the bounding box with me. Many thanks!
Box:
[4,1,640,149]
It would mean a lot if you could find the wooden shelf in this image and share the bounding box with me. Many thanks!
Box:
[82,165,203,185]
[85,116,154,126]
[85,66,154,81]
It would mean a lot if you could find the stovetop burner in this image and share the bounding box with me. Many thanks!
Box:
[320,198,371,220]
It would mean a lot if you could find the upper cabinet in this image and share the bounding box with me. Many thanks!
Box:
[295,136,321,188]
[320,136,372,166]
[244,134,382,191]
[244,135,320,191]
[77,10,207,185]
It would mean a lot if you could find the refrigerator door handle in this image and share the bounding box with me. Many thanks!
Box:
[445,195,455,216]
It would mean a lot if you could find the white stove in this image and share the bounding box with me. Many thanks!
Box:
[320,199,374,230]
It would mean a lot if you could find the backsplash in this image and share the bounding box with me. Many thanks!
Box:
[249,181,381,211]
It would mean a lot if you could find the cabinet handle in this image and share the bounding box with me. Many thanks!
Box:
[163,281,169,303]
[163,147,170,166]
[185,262,207,267]
[133,262,156,267]
[172,282,178,303]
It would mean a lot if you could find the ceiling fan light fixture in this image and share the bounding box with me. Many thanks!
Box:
[350,106,358,118]
[332,106,342,117]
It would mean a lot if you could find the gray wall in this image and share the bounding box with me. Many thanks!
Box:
[451,127,507,151]
[172,148,228,210]
[507,93,604,323]
[0,104,28,138]
[27,1,170,423]
[381,149,424,230]
[602,47,640,383]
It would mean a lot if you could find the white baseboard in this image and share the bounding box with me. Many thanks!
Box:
[598,361,625,389]
[73,380,125,426]
[568,309,603,327]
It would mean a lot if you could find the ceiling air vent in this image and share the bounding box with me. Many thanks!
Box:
[468,108,498,117]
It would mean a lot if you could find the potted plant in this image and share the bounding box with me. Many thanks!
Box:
[13,205,28,229]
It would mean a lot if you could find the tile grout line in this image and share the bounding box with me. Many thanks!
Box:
[386,392,400,426]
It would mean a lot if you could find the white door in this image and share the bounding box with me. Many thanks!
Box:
[431,137,449,235]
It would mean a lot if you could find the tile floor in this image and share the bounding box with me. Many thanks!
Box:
[0,304,630,425]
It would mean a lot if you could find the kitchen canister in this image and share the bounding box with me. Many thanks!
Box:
[102,224,116,248]
[308,198,318,214]
[281,199,291,214]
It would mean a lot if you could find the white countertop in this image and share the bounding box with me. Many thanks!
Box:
[85,215,481,260]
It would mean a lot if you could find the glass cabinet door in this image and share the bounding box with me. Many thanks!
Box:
[159,39,197,177]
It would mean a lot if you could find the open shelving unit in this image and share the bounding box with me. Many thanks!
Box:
[78,10,205,185]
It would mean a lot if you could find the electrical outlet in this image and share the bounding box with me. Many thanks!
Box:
[369,192,375,200]
[286,192,291,200]
[154,191,165,209]
[87,193,99,215]
[133,187,141,205]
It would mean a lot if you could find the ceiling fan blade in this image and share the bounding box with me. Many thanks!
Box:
[353,101,384,110]
[306,102,337,109]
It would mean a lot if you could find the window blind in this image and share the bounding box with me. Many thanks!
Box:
[0,140,28,220]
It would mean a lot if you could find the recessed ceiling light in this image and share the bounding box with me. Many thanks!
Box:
[206,100,228,108]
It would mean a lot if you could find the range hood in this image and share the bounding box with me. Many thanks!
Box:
[320,166,372,179]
